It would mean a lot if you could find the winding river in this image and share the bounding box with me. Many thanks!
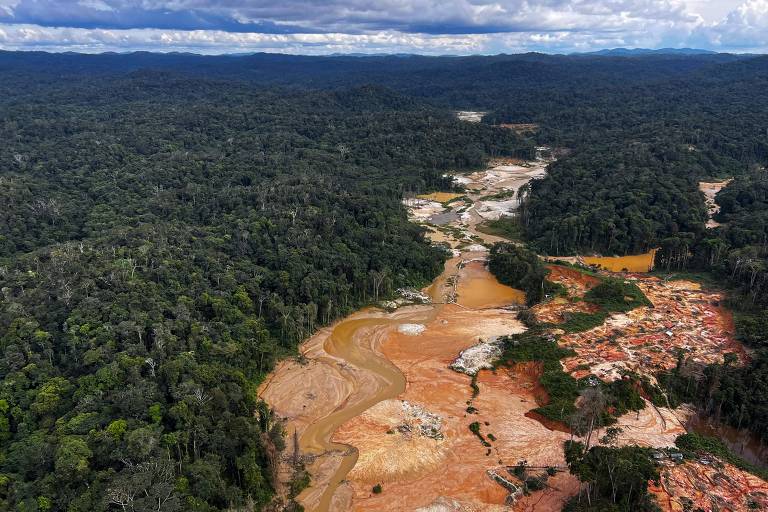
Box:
[299,310,435,510]
[259,158,543,511]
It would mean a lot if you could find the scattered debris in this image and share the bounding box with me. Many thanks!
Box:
[537,273,744,382]
[651,457,768,512]
[398,288,432,303]
[699,179,732,229]
[488,469,523,505]
[401,400,444,440]
[449,337,503,376]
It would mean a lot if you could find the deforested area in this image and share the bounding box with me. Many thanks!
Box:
[0,71,531,510]
[0,48,767,512]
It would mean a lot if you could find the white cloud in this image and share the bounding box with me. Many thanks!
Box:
[0,23,492,54]
[77,0,116,12]
[0,0,18,17]
[686,0,768,51]
[0,1,765,54]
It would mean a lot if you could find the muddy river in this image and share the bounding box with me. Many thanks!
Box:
[259,151,764,511]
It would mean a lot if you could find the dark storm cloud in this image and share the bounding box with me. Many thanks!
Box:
[0,1,317,33]
[0,0,696,34]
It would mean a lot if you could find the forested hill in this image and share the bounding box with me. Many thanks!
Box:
[0,50,748,95]
[0,71,530,511]
[2,50,768,510]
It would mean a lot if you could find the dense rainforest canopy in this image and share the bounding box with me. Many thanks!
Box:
[1,50,768,510]
[0,69,530,510]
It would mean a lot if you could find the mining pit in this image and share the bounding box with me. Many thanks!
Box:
[260,152,766,511]
[699,179,732,229]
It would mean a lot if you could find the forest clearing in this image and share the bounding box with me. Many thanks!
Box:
[699,180,733,228]
[260,153,766,511]
[3,48,768,512]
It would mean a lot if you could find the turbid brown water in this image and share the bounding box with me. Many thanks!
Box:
[297,309,438,511]
[583,248,657,272]
[456,259,526,308]
[291,252,527,511]
[687,414,768,469]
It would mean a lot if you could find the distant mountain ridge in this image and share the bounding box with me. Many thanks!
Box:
[577,47,720,56]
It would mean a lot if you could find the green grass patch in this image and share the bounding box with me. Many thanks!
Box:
[476,217,524,240]
[531,268,651,334]
[479,189,517,201]
[498,330,647,424]
[469,421,492,447]
[498,330,579,422]
[443,195,470,207]
[545,310,609,333]
[584,278,651,312]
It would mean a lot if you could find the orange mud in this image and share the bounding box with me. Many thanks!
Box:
[546,265,601,295]
[261,152,754,511]
[557,278,745,382]
[334,308,575,511]
[456,259,526,308]
[583,249,658,272]
[533,299,601,325]
[261,254,554,511]
[259,305,436,511]
[652,459,768,512]
[417,192,464,202]
[611,399,688,448]
[531,265,601,323]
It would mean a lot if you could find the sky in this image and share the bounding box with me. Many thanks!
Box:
[0,0,766,55]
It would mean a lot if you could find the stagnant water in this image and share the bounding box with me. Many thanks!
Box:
[686,414,768,469]
[455,260,526,308]
[582,248,657,273]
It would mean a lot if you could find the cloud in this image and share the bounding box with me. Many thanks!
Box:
[705,0,768,50]
[0,0,765,54]
[0,23,493,54]
[0,0,702,34]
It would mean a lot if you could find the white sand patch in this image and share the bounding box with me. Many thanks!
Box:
[450,337,503,375]
[455,111,485,123]
[476,199,519,220]
[605,313,634,329]
[453,175,473,185]
[404,198,445,222]
[464,244,488,252]
[586,361,631,382]
[398,323,427,336]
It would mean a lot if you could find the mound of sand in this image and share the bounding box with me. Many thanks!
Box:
[398,323,426,336]
[450,337,503,376]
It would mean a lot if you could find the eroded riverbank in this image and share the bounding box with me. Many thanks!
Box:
[260,151,766,511]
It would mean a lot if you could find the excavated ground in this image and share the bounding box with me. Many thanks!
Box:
[260,153,765,511]
[549,275,746,382]
[334,305,578,511]
[699,179,732,229]
[652,458,768,512]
